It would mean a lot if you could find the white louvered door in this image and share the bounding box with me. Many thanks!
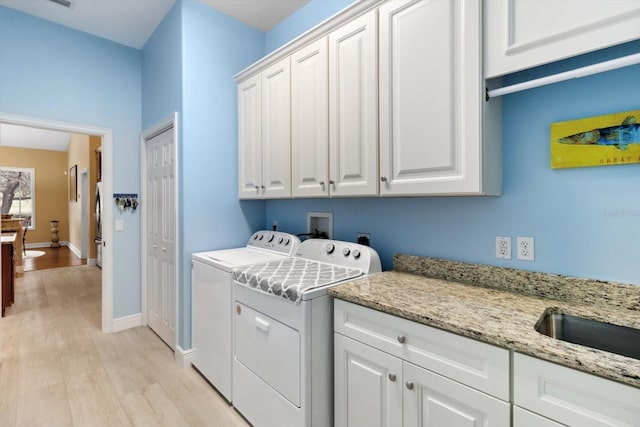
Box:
[146,128,176,349]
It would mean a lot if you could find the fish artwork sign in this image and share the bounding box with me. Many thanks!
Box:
[550,109,640,169]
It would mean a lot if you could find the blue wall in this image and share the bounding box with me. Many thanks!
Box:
[265,0,354,54]
[179,0,265,348]
[0,6,144,317]
[264,3,640,285]
[142,3,183,129]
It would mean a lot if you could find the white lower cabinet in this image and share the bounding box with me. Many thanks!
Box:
[335,333,402,427]
[513,406,564,427]
[514,353,640,427]
[334,300,510,427]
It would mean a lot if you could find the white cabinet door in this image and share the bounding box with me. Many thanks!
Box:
[261,58,291,199]
[335,333,403,427]
[379,0,487,196]
[403,362,510,427]
[485,0,640,78]
[329,10,378,197]
[379,0,490,196]
[291,38,329,198]
[238,74,262,199]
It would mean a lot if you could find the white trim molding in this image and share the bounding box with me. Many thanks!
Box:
[112,313,142,332]
[175,346,194,368]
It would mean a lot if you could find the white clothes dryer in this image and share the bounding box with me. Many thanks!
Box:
[191,230,301,402]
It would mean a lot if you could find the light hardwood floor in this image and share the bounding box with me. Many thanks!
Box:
[0,265,250,427]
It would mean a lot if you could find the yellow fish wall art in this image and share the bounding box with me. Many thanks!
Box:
[550,109,640,169]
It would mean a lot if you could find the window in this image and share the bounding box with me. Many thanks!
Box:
[0,167,35,229]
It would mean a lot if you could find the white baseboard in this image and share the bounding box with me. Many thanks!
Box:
[67,242,81,258]
[112,313,142,332]
[87,258,97,266]
[175,345,194,368]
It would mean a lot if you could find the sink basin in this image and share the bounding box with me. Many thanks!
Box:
[535,311,640,360]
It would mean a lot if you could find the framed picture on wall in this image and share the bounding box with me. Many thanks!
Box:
[70,165,77,201]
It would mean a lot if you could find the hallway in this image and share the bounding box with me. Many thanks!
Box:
[0,265,249,426]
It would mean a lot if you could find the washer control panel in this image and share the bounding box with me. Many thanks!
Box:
[296,239,382,274]
[247,231,301,256]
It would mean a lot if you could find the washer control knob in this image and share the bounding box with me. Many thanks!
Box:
[253,234,259,240]
[258,234,264,240]
[278,237,284,244]
[342,248,351,257]
[352,249,361,259]
[268,234,275,242]
[284,238,290,246]
[325,243,335,254]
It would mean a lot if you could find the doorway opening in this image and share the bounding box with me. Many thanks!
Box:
[0,112,114,333]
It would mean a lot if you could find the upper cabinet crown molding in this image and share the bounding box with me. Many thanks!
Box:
[484,0,640,78]
[234,0,387,84]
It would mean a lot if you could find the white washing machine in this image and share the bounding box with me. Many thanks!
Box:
[232,239,381,427]
[191,230,301,402]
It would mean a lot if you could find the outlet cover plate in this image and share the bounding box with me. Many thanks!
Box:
[517,237,534,261]
[496,236,511,259]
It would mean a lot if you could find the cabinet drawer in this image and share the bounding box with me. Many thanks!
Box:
[513,406,564,427]
[334,300,509,400]
[514,353,640,426]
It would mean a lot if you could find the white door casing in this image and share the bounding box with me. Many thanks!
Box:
[142,114,178,350]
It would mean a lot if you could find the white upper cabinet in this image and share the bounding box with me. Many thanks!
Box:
[379,0,500,196]
[238,58,291,199]
[291,38,329,198]
[484,0,640,78]
[238,74,262,199]
[261,58,291,199]
[329,10,379,197]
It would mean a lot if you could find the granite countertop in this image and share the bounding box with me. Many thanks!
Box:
[329,254,640,389]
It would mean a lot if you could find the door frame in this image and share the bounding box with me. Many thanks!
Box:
[80,168,89,259]
[140,112,179,349]
[0,112,114,333]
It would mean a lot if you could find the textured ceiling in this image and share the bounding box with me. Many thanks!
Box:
[201,0,310,32]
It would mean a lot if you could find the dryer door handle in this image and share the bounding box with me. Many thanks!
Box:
[255,316,270,333]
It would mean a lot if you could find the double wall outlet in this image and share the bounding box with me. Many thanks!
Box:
[517,237,535,261]
[495,236,511,259]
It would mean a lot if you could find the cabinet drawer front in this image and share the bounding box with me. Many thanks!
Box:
[514,353,640,427]
[403,361,510,427]
[334,300,509,400]
[513,406,564,427]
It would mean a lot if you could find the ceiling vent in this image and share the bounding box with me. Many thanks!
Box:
[49,0,72,8]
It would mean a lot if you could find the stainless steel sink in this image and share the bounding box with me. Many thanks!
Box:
[535,311,640,360]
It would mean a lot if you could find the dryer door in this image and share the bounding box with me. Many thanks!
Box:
[234,302,301,407]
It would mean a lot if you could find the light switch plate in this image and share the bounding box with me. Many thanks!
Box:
[115,220,124,232]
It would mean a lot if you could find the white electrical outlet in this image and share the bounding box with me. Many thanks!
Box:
[517,237,535,261]
[495,236,511,259]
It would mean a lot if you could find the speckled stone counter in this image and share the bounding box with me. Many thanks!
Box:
[328,254,640,389]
